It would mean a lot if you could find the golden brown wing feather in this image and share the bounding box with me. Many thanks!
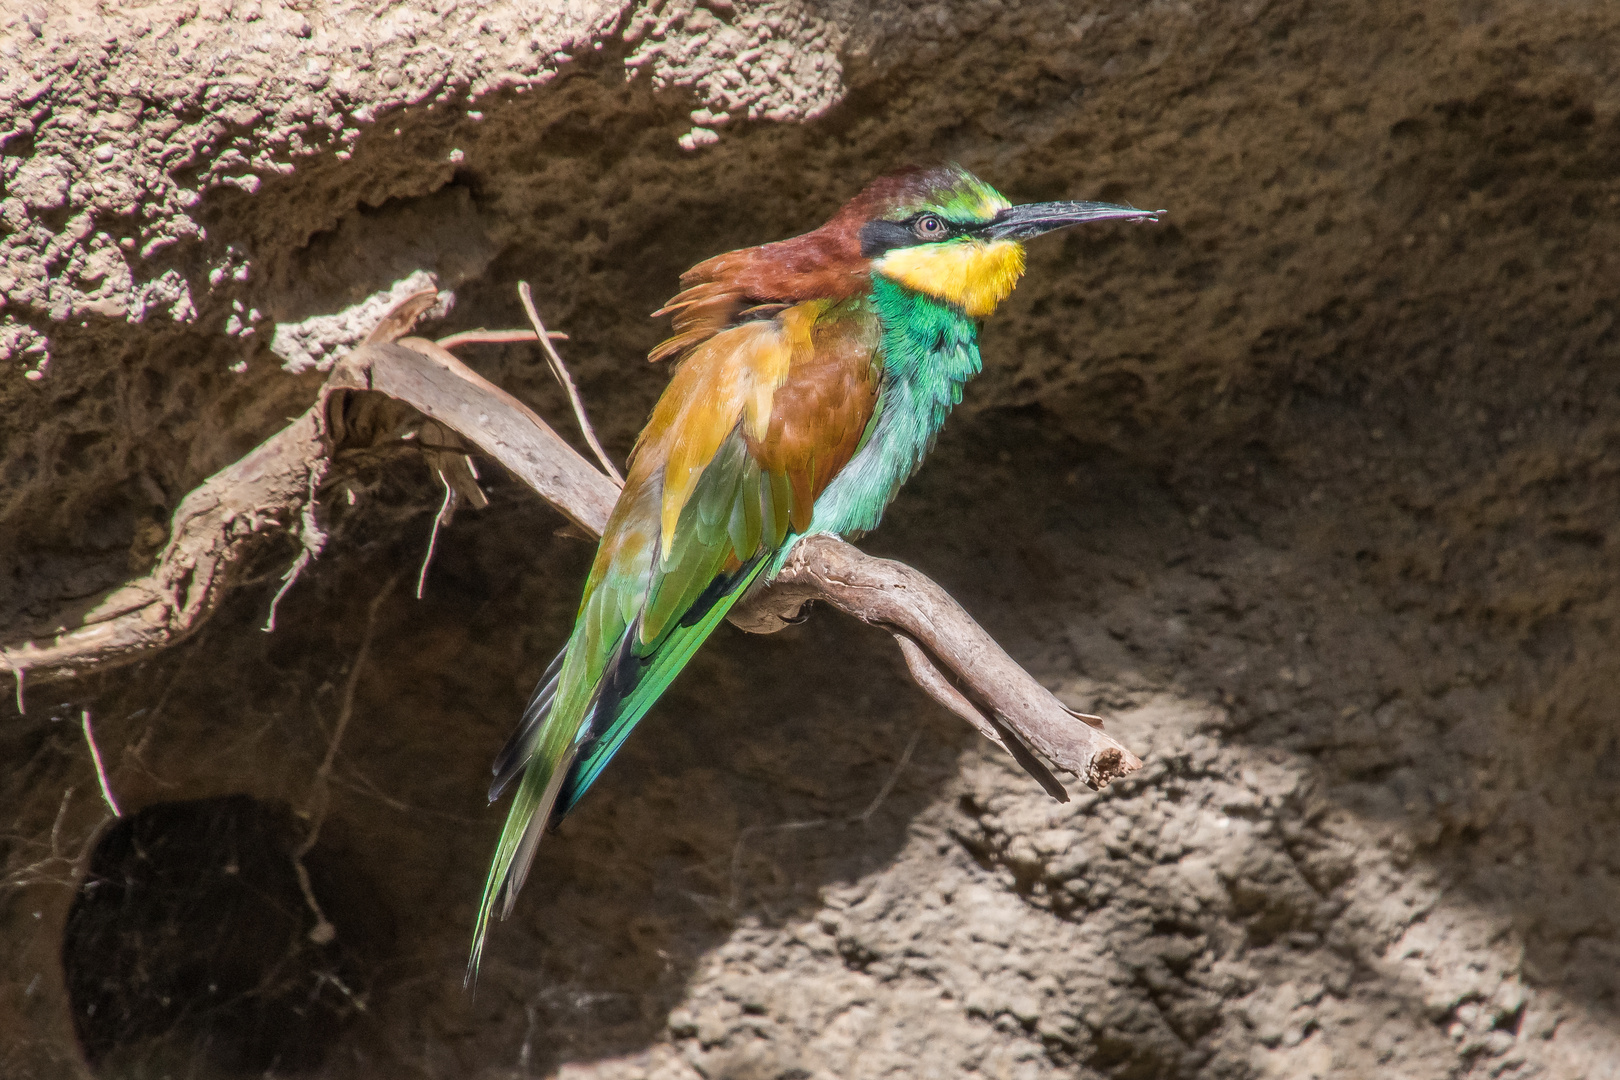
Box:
[745,307,881,532]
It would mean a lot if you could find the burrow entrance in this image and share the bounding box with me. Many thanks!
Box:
[62,795,389,1077]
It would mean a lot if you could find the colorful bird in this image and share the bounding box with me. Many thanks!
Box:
[470,165,1159,974]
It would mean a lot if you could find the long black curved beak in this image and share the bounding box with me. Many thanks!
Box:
[980,201,1164,241]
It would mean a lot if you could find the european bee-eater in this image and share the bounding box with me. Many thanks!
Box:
[471,165,1159,973]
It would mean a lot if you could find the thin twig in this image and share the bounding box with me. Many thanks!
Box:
[294,577,396,944]
[857,725,922,824]
[330,769,479,824]
[265,464,328,632]
[304,579,394,830]
[416,468,454,600]
[292,860,334,945]
[313,969,368,1011]
[0,787,81,892]
[435,328,568,350]
[729,726,924,908]
[265,551,311,632]
[80,710,121,817]
[517,281,624,485]
[49,785,73,860]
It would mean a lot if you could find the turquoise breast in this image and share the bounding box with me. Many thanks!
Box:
[790,275,984,557]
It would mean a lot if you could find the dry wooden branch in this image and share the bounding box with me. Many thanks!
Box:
[728,540,1139,790]
[0,407,330,693]
[330,336,620,533]
[0,290,1141,794]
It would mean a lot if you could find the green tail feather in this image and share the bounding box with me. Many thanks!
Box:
[466,558,767,983]
[467,716,579,984]
[560,558,767,816]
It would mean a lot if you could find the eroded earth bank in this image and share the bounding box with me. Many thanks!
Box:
[3,1,1619,1077]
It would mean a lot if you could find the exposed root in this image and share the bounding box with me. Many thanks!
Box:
[80,710,121,818]
[264,463,329,632]
[856,724,923,824]
[293,577,396,945]
[416,467,455,600]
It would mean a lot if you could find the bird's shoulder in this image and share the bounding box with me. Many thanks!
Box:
[744,300,881,525]
[649,211,872,363]
[631,299,880,551]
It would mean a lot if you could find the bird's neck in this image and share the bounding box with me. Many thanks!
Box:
[868,238,1026,318]
[792,276,983,546]
[869,273,984,389]
[868,273,984,480]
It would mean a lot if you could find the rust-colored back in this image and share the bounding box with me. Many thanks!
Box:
[745,310,881,532]
[649,167,943,363]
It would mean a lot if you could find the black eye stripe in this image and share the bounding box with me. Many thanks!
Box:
[858,214,982,258]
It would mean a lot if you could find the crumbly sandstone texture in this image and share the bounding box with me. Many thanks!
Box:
[3,1,1619,1078]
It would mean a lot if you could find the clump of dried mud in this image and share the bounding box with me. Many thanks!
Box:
[3,1,1618,1078]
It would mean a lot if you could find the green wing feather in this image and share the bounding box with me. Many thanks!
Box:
[468,429,790,982]
[557,555,767,817]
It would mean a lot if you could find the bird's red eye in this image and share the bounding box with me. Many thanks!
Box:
[915,214,945,237]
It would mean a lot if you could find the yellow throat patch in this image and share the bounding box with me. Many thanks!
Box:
[874,239,1027,318]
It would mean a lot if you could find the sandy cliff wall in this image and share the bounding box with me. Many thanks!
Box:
[2,1,1618,1077]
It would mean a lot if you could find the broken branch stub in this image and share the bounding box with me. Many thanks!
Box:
[0,289,1141,794]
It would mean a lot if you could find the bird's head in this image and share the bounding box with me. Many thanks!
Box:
[850,164,1161,318]
[651,164,1160,363]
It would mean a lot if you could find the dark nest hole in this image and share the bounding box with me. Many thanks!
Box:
[61,795,391,1077]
